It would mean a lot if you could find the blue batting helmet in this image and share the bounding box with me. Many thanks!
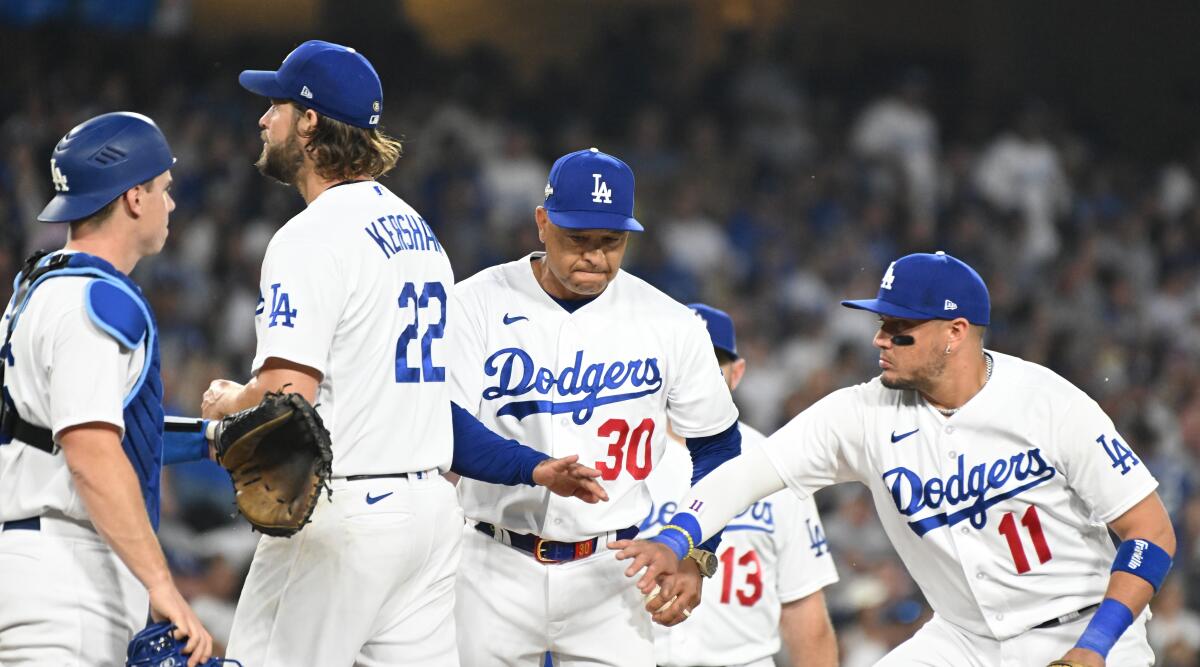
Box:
[126,621,242,667]
[38,112,175,223]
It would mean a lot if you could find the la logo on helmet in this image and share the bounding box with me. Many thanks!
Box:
[50,158,69,192]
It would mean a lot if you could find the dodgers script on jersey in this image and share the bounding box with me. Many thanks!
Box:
[252,181,454,476]
[757,350,1158,639]
[643,425,838,667]
[0,268,146,522]
[450,253,739,540]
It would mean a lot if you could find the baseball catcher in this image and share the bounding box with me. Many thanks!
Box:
[208,390,333,537]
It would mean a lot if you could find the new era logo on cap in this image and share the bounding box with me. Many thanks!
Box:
[944,300,957,311]
[300,85,313,99]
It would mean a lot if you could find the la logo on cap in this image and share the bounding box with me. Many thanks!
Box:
[881,261,897,290]
[591,174,612,204]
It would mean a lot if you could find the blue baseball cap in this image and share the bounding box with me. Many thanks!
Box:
[543,148,642,232]
[689,303,738,359]
[239,40,383,130]
[841,251,990,326]
[38,112,175,223]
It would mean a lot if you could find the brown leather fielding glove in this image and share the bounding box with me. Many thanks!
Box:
[213,391,333,537]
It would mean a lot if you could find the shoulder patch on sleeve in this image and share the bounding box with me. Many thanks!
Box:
[84,279,148,350]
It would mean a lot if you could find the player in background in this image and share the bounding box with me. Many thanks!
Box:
[201,41,605,666]
[450,148,743,666]
[614,251,1173,667]
[0,113,213,666]
[643,303,838,667]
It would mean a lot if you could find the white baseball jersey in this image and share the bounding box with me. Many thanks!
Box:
[450,253,739,540]
[0,264,145,523]
[252,181,454,476]
[760,350,1159,640]
[644,425,839,667]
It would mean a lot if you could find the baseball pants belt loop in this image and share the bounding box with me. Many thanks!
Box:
[1,516,40,531]
[474,522,638,564]
[1034,603,1101,629]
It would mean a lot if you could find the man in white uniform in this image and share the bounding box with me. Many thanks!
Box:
[0,112,213,665]
[451,148,744,665]
[202,41,605,666]
[644,303,838,667]
[614,251,1174,667]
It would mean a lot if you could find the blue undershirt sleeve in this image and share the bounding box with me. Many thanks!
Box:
[161,416,209,465]
[451,402,550,486]
[685,421,742,551]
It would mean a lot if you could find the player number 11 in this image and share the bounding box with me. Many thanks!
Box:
[997,505,1052,574]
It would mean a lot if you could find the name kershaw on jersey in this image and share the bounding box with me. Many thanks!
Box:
[482,347,663,424]
[884,448,1057,537]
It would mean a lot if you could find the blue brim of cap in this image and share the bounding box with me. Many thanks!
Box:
[546,209,643,232]
[238,70,289,99]
[841,298,941,320]
[37,191,121,223]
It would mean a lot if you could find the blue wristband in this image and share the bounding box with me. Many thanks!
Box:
[649,513,704,560]
[649,528,691,560]
[1111,538,1172,593]
[1074,598,1134,659]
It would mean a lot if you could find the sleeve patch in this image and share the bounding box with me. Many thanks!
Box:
[84,279,147,350]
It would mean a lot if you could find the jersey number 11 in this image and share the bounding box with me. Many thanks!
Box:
[997,505,1052,574]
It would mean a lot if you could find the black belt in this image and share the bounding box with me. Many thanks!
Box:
[2,517,41,531]
[1034,603,1100,629]
[344,472,428,482]
[475,521,638,564]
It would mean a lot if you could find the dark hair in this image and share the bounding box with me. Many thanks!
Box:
[68,175,157,231]
[715,348,738,366]
[293,103,402,181]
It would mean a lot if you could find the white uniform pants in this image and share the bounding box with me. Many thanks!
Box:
[227,471,462,666]
[456,524,654,666]
[0,513,147,666]
[877,608,1154,666]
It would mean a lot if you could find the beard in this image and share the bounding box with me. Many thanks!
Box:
[255,131,304,185]
[880,353,947,393]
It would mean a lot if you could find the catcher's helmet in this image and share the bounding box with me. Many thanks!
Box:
[126,621,242,667]
[38,111,175,223]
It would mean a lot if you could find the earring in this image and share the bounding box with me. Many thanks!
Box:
[944,345,951,355]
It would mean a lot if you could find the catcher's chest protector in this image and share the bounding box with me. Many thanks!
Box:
[3,252,165,527]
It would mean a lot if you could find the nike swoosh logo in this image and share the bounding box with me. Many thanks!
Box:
[365,491,394,505]
[503,314,528,325]
[890,428,920,443]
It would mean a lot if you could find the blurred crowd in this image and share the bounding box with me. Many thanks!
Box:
[3,15,1200,665]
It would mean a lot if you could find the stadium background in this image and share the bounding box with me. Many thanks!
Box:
[3,1,1200,664]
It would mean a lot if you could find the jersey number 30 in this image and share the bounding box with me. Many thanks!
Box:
[395,282,446,383]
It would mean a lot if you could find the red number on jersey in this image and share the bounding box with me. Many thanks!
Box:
[594,418,656,481]
[718,547,764,607]
[998,506,1053,574]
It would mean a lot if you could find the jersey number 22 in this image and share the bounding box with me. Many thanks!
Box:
[395,281,446,383]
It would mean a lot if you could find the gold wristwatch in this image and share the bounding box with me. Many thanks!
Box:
[686,548,718,578]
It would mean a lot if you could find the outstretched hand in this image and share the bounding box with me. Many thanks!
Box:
[609,538,680,594]
[532,455,609,503]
